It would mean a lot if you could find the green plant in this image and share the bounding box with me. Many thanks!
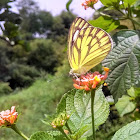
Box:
[0,82,12,96]
[1,0,140,140]
[27,40,58,74]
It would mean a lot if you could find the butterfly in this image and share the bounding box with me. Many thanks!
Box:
[68,17,113,76]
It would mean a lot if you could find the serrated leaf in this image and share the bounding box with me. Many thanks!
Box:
[57,88,109,139]
[100,0,120,7]
[112,120,140,140]
[103,30,140,102]
[89,16,120,33]
[66,0,73,11]
[115,95,136,116]
[30,131,66,140]
[30,131,54,140]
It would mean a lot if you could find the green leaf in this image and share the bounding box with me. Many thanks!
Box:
[89,16,120,33]
[127,86,140,98]
[66,0,73,11]
[30,131,66,140]
[30,131,54,140]
[57,88,109,139]
[134,87,140,96]
[103,30,140,102]
[123,0,137,7]
[127,87,136,97]
[115,95,136,117]
[112,120,140,140]
[117,25,128,29]
[100,0,120,7]
[134,111,140,120]
[134,0,140,8]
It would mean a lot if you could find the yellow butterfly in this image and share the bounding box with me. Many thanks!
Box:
[68,17,113,76]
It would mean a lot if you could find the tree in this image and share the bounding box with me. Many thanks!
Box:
[0,0,21,46]
[48,11,76,41]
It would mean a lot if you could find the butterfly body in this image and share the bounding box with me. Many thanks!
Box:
[68,17,113,76]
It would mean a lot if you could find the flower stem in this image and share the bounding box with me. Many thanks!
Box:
[65,122,72,134]
[57,127,71,140]
[11,124,29,140]
[91,89,96,140]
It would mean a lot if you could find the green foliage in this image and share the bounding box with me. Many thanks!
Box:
[103,30,140,102]
[0,66,72,140]
[0,42,13,81]
[8,64,40,88]
[20,11,53,35]
[123,0,137,7]
[0,0,22,46]
[100,0,120,7]
[0,0,20,24]
[3,22,19,41]
[115,95,136,117]
[30,131,54,140]
[0,82,12,96]
[1,0,140,139]
[112,120,140,140]
[89,16,120,32]
[28,40,58,73]
[96,112,133,140]
[56,88,109,139]
[48,11,76,40]
[0,41,39,88]
[30,131,67,140]
[115,86,140,117]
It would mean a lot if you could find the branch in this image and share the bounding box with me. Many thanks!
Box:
[0,36,14,47]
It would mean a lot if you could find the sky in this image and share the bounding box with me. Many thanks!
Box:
[11,0,103,19]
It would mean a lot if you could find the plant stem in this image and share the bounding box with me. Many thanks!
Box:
[58,127,71,140]
[129,18,140,26]
[11,124,29,140]
[131,20,136,30]
[65,122,72,134]
[91,89,96,140]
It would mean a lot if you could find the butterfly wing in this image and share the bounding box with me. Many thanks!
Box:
[68,17,91,69]
[68,17,112,75]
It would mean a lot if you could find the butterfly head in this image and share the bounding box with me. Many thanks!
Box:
[69,67,88,78]
[69,69,80,78]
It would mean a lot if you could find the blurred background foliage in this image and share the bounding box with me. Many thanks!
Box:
[0,0,139,139]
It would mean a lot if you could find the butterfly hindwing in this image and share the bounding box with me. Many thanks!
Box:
[68,17,112,75]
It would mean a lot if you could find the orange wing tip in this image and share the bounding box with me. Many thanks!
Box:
[103,83,108,86]
[103,67,110,72]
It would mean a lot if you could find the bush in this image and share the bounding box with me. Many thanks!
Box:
[0,42,13,82]
[8,63,40,88]
[28,39,58,74]
[0,82,13,96]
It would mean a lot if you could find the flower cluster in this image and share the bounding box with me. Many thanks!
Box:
[0,106,18,127]
[82,0,98,10]
[51,112,70,128]
[73,67,109,91]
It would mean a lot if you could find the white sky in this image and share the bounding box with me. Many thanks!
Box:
[11,0,103,20]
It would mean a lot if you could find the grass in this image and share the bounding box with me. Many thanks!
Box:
[0,70,73,140]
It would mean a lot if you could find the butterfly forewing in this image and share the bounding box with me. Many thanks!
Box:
[68,17,112,75]
[68,17,90,69]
